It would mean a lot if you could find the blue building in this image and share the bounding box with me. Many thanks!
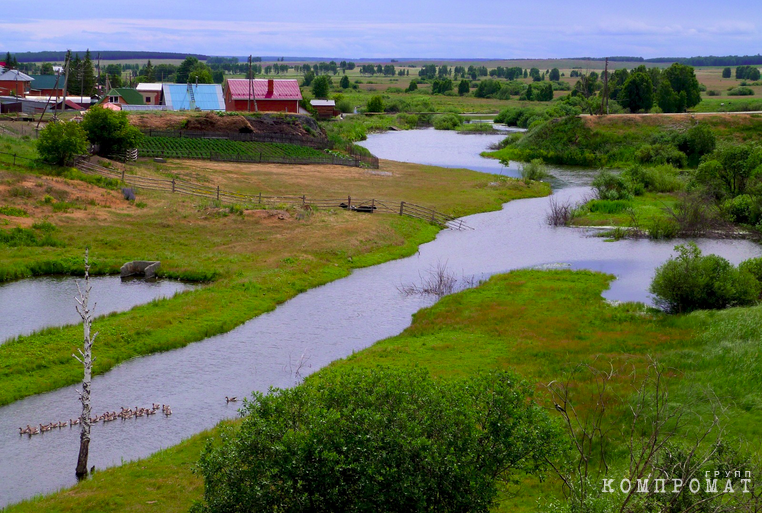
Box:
[161,83,225,111]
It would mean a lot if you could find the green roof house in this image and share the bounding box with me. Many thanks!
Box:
[102,88,145,106]
[28,74,66,97]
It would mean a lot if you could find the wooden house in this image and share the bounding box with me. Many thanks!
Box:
[224,79,302,112]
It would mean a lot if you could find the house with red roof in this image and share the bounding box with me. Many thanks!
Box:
[224,78,302,113]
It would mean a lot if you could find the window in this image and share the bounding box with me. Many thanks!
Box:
[145,96,151,103]
[109,96,119,103]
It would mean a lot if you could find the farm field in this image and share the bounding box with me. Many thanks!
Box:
[137,136,333,160]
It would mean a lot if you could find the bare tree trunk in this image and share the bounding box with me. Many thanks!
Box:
[73,249,97,479]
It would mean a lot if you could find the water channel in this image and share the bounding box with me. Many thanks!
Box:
[1,129,760,508]
[0,277,193,345]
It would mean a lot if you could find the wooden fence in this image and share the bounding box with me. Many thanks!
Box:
[74,159,470,230]
[137,148,377,169]
[142,129,331,148]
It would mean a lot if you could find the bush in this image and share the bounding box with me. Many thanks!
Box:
[432,113,463,130]
[519,158,549,184]
[635,143,687,168]
[739,257,762,292]
[721,194,759,224]
[649,243,760,313]
[36,121,89,165]
[592,170,633,201]
[366,95,384,113]
[728,86,755,96]
[194,367,560,513]
[622,164,683,194]
[81,106,143,157]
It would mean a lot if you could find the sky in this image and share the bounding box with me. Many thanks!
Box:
[1,0,760,60]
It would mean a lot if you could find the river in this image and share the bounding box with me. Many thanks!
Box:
[0,129,759,508]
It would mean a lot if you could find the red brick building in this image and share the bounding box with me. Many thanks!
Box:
[224,79,302,112]
[0,69,33,97]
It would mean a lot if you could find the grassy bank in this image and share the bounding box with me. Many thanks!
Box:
[0,139,548,406]
[12,269,762,512]
[486,113,762,167]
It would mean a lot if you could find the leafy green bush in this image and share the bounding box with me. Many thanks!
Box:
[727,86,755,96]
[635,143,687,168]
[721,194,759,224]
[366,95,384,113]
[519,158,549,184]
[622,164,683,194]
[739,257,762,294]
[649,243,760,313]
[0,205,28,217]
[432,113,463,130]
[81,106,143,157]
[592,170,633,201]
[36,121,89,165]
[193,367,560,513]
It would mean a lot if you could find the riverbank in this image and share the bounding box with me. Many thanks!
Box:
[0,141,548,407]
[10,268,761,512]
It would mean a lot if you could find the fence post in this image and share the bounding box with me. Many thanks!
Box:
[399,201,405,216]
[217,186,220,201]
[121,169,125,182]
[258,192,261,204]
[302,195,306,205]
[371,198,375,214]
[172,178,175,193]
[347,195,351,210]
[13,154,16,165]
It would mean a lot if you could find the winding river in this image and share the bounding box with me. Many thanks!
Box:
[0,277,193,345]
[0,129,759,508]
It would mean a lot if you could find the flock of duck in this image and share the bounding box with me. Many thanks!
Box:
[18,403,173,437]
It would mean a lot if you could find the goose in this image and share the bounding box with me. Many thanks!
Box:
[225,396,238,403]
[164,407,172,416]
[29,426,39,435]
[18,427,24,435]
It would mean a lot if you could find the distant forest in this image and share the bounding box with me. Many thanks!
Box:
[574,54,762,66]
[13,51,209,62]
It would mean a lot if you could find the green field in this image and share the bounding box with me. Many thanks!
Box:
[137,137,335,160]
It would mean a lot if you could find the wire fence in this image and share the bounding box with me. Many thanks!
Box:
[0,150,36,166]
[74,158,470,230]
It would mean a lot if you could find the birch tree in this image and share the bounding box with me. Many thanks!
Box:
[73,249,97,479]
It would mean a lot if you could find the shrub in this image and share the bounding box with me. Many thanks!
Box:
[193,367,560,513]
[622,164,683,194]
[335,99,353,114]
[649,243,760,313]
[519,158,549,184]
[592,170,633,201]
[721,194,759,224]
[727,86,755,96]
[432,113,463,130]
[366,95,384,113]
[635,144,687,168]
[81,106,143,157]
[36,121,89,165]
[739,257,762,293]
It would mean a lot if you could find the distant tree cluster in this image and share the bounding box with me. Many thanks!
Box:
[735,65,761,81]
[601,63,702,113]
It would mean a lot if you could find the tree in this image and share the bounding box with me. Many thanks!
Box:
[36,121,89,166]
[406,80,418,92]
[40,62,54,75]
[458,79,470,96]
[311,75,331,98]
[549,67,560,81]
[81,106,143,157]
[619,72,654,112]
[73,249,98,478]
[656,80,680,113]
[79,50,96,96]
[649,243,759,313]
[694,143,762,199]
[662,63,701,110]
[144,60,155,82]
[529,67,542,81]
[339,74,350,89]
[722,66,732,78]
[176,56,199,83]
[188,63,213,84]
[194,367,560,513]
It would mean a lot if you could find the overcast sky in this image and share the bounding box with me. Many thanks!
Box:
[1,0,760,59]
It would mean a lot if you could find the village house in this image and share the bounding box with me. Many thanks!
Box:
[27,74,66,98]
[310,99,339,119]
[136,83,163,105]
[224,78,302,113]
[102,88,146,106]
[0,69,34,97]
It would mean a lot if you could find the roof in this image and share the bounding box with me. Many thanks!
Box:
[29,74,65,90]
[226,79,302,101]
[106,88,145,105]
[162,84,224,111]
[0,69,34,82]
[136,83,163,92]
[310,99,335,107]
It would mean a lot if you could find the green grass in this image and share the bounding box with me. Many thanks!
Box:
[13,268,762,512]
[572,192,680,227]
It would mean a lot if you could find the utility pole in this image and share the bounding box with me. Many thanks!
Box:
[61,52,70,116]
[248,55,252,112]
[600,57,609,115]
